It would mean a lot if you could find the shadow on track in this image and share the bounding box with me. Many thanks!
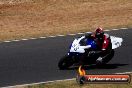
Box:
[64,63,128,70]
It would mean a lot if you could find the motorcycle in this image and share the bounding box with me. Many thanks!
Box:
[58,33,123,69]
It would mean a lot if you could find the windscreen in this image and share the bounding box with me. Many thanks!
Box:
[79,38,97,49]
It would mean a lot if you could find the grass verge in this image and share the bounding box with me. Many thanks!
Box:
[12,74,132,88]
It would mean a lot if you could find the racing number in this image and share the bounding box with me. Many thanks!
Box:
[73,44,79,51]
[115,42,120,46]
[74,46,79,51]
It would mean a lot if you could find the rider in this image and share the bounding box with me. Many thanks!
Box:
[94,27,111,50]
[87,27,111,64]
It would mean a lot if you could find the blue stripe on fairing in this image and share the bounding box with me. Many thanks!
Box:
[87,39,97,49]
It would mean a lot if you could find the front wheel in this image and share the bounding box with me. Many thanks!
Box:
[58,55,74,70]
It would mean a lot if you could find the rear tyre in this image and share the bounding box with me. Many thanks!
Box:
[58,55,74,70]
[102,49,115,64]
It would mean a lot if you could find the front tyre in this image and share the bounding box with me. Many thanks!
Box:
[58,55,74,70]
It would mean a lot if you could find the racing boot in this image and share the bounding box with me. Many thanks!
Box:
[96,57,103,65]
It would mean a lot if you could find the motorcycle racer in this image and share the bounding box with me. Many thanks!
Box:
[87,27,112,64]
[58,26,122,69]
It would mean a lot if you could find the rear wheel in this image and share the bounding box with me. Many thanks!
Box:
[58,55,74,70]
[103,49,115,64]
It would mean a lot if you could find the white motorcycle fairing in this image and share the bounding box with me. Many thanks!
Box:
[70,36,123,53]
[110,36,123,49]
[70,36,91,53]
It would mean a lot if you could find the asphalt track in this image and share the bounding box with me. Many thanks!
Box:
[0,28,132,87]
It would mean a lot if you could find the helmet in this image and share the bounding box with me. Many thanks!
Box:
[95,27,104,39]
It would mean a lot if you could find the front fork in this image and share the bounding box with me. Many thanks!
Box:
[68,52,85,64]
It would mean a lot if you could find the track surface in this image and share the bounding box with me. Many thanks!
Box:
[0,28,132,87]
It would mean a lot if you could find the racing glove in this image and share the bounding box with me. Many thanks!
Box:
[88,50,103,56]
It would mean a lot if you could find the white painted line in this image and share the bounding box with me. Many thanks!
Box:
[0,28,129,44]
[49,36,56,38]
[104,30,110,31]
[77,33,85,35]
[112,29,119,31]
[68,34,76,36]
[21,39,28,41]
[30,38,37,40]
[115,71,132,74]
[124,71,132,74]
[86,32,92,33]
[120,28,128,29]
[2,78,75,88]
[12,40,20,42]
[58,35,65,37]
[4,41,11,43]
[40,37,46,39]
[25,78,74,86]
